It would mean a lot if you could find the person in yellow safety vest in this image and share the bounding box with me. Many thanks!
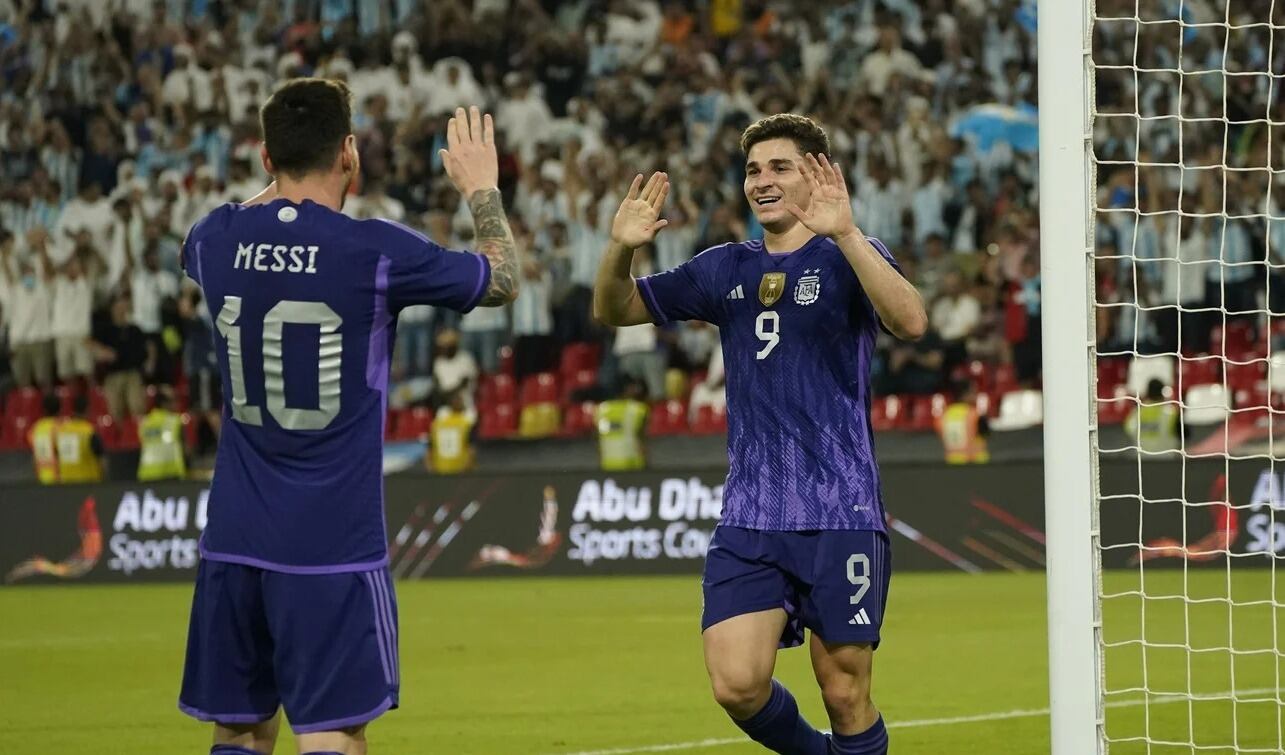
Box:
[935,381,990,464]
[430,390,476,474]
[28,393,64,484]
[51,393,105,483]
[138,389,187,481]
[1124,378,1179,454]
[595,379,650,471]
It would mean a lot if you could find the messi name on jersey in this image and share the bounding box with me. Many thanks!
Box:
[233,242,320,275]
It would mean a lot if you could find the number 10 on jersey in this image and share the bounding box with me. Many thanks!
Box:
[216,295,344,431]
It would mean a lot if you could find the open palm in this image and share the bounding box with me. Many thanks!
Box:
[612,172,670,248]
[786,154,858,240]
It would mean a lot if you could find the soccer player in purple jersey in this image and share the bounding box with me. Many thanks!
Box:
[176,79,519,755]
[594,114,926,755]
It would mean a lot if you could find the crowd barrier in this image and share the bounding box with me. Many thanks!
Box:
[1,458,1276,585]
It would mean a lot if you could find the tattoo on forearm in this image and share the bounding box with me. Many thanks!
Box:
[468,188,519,306]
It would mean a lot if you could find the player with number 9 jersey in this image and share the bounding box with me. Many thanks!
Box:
[178,79,520,752]
[593,114,927,755]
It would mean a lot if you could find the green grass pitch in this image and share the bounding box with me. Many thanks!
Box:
[0,569,1279,754]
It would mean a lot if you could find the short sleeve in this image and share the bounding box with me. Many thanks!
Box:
[378,220,491,313]
[181,204,234,286]
[636,245,726,326]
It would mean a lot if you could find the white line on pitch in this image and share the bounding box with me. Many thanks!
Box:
[554,687,1283,755]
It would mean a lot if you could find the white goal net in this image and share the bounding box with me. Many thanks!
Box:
[1086,0,1284,752]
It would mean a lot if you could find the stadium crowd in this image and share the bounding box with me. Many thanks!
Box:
[0,0,1049,448]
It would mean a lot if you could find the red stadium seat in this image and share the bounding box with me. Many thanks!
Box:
[55,384,81,417]
[498,345,514,376]
[180,412,198,449]
[871,395,902,431]
[95,415,118,449]
[1096,358,1128,399]
[490,374,516,404]
[562,368,599,403]
[479,403,517,439]
[2,414,31,450]
[87,387,110,420]
[397,406,434,441]
[905,395,938,432]
[116,417,141,451]
[1212,321,1260,361]
[646,400,688,437]
[559,342,600,377]
[519,372,559,406]
[690,405,727,435]
[1179,356,1221,390]
[560,401,597,437]
[3,387,41,423]
[1226,360,1266,393]
[992,364,1018,394]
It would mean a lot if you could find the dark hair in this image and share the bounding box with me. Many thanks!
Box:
[1146,378,1166,401]
[260,78,353,177]
[740,114,830,160]
[72,392,90,417]
[42,392,62,418]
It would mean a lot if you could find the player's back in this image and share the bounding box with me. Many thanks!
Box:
[184,198,488,571]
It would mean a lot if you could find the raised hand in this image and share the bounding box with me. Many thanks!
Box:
[611,172,670,248]
[785,153,859,241]
[439,105,498,199]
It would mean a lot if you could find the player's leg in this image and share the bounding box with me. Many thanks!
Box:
[798,529,893,754]
[809,639,885,752]
[702,526,829,755]
[211,712,281,754]
[296,723,366,755]
[179,560,282,753]
[266,568,398,752]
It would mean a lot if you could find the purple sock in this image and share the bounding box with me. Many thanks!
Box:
[733,679,830,755]
[300,752,345,755]
[210,747,263,755]
[829,715,888,754]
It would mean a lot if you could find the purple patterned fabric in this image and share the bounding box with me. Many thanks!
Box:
[639,235,901,531]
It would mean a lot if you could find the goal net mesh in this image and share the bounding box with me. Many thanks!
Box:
[1091,0,1284,751]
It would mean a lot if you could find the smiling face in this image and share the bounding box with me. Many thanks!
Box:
[744,137,812,232]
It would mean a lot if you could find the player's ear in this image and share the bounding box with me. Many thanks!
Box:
[260,145,274,176]
[342,134,358,175]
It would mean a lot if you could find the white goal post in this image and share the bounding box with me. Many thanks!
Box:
[1039,0,1103,752]
[1041,0,1285,752]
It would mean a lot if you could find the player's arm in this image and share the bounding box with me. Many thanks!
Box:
[785,154,928,341]
[440,106,518,306]
[593,172,670,326]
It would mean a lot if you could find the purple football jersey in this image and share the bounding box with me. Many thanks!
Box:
[638,235,899,532]
[183,199,489,572]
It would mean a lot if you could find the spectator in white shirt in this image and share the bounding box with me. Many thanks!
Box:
[930,270,981,369]
[853,158,907,249]
[459,295,509,375]
[3,232,54,389]
[612,322,664,402]
[51,255,95,386]
[688,345,726,423]
[131,247,179,382]
[512,254,556,382]
[859,25,927,97]
[432,328,480,410]
[53,181,113,266]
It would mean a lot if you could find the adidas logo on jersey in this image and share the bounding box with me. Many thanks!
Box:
[848,608,872,626]
[727,285,745,300]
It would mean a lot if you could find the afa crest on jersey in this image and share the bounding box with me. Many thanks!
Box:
[794,269,821,306]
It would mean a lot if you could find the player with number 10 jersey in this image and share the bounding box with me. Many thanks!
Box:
[594,115,927,755]
[178,79,520,753]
